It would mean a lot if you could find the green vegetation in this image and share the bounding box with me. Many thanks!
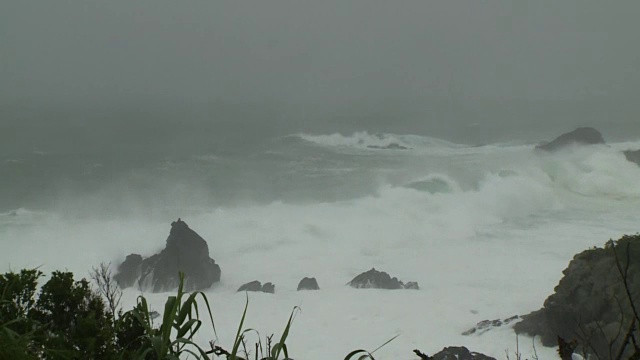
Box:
[0,267,320,360]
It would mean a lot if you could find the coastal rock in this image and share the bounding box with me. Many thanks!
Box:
[462,316,519,336]
[297,277,320,291]
[404,281,420,290]
[514,235,640,358]
[237,281,263,292]
[416,346,496,360]
[262,282,275,294]
[624,149,640,166]
[535,127,605,152]
[237,281,276,293]
[347,268,417,290]
[115,219,221,292]
[113,254,142,289]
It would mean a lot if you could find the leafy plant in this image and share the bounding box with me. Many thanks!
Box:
[343,334,400,360]
[126,272,216,359]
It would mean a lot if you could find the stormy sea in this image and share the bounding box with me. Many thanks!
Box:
[2,127,640,358]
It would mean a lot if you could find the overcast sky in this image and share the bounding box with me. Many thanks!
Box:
[1,1,640,141]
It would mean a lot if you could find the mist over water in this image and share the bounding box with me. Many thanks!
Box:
[2,1,640,357]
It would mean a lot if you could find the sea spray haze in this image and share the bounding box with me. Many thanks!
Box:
[2,0,640,358]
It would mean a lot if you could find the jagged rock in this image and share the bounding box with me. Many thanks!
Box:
[113,254,142,288]
[115,219,221,292]
[237,280,275,293]
[404,281,420,290]
[431,346,496,360]
[297,277,320,291]
[514,235,640,358]
[462,315,519,336]
[535,127,605,152]
[624,149,640,166]
[347,268,417,290]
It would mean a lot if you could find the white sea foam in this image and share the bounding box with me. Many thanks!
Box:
[295,131,462,150]
[1,140,640,358]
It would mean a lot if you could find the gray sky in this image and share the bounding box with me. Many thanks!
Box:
[2,1,640,141]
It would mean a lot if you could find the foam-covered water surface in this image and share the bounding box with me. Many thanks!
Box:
[2,133,640,358]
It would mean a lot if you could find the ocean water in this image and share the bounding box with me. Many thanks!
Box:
[2,131,640,358]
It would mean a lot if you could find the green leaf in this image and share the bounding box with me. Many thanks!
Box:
[344,349,371,360]
[231,294,250,358]
[177,318,201,339]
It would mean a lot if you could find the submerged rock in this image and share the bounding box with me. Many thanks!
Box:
[115,219,221,292]
[624,149,640,166]
[367,143,410,150]
[535,127,605,152]
[348,268,417,290]
[297,277,320,291]
[514,235,640,358]
[237,280,276,294]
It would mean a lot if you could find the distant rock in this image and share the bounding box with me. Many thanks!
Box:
[462,316,519,336]
[535,127,605,152]
[115,219,221,292]
[367,143,410,150]
[237,280,275,294]
[297,277,320,291]
[415,346,496,360]
[624,149,640,166]
[514,235,640,358]
[237,280,263,292]
[404,281,420,290]
[262,282,275,294]
[348,268,418,290]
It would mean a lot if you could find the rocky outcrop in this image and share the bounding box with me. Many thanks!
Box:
[297,277,320,291]
[624,149,640,166]
[113,254,142,289]
[415,346,496,360]
[237,281,275,294]
[535,127,605,152]
[348,268,418,290]
[514,235,640,358]
[462,316,519,336]
[404,281,419,290]
[115,219,221,292]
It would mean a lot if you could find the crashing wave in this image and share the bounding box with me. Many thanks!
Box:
[403,174,461,194]
[294,131,461,150]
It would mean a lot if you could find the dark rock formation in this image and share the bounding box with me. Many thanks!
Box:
[113,254,142,288]
[237,281,263,292]
[237,281,275,294]
[624,149,640,166]
[297,277,320,291]
[404,281,420,290]
[347,268,418,290]
[367,143,410,150]
[261,282,275,294]
[415,346,495,360]
[514,235,640,358]
[462,316,519,336]
[115,219,221,292]
[535,127,605,151]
